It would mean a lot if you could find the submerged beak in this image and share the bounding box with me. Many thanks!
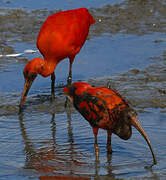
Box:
[19,78,34,113]
[131,117,157,165]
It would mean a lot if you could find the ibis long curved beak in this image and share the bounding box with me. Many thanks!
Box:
[19,79,34,113]
[131,117,157,165]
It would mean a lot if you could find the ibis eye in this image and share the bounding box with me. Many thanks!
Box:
[23,71,28,78]
[31,73,37,79]
[128,109,137,118]
[23,71,37,81]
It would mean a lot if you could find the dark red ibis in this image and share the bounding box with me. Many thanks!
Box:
[19,8,95,112]
[63,82,157,165]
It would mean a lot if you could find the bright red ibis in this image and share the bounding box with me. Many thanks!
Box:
[19,8,95,112]
[63,82,157,165]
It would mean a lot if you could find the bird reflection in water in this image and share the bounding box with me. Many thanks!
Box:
[18,106,115,179]
[18,111,88,180]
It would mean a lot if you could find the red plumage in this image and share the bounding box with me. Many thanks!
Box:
[37,8,95,65]
[19,8,95,112]
[63,82,157,165]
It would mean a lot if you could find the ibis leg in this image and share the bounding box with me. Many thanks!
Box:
[65,57,74,107]
[51,72,55,101]
[65,62,73,107]
[93,127,99,157]
[107,130,112,153]
[67,62,72,85]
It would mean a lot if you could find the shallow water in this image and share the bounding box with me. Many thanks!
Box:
[0,0,166,179]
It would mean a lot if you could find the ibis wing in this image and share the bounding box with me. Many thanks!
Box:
[73,93,110,127]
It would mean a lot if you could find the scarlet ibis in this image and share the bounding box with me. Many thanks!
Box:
[19,8,95,112]
[63,82,157,165]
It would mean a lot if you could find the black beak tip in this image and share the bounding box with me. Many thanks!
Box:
[153,159,157,165]
[144,161,157,169]
[18,105,24,114]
